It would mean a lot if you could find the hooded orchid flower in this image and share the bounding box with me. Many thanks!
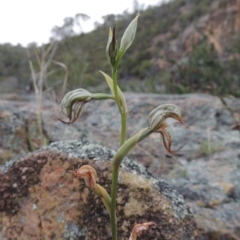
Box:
[59,88,115,124]
[69,165,112,214]
[69,165,97,188]
[129,222,156,240]
[148,104,188,154]
[59,88,92,124]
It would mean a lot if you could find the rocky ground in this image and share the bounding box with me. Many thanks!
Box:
[0,92,240,239]
[0,141,199,240]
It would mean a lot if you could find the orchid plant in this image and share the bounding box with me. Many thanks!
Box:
[59,13,187,240]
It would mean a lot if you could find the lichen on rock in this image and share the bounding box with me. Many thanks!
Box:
[0,140,199,240]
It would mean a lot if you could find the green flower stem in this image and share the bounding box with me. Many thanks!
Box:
[121,112,127,146]
[92,93,115,100]
[93,184,112,215]
[112,66,127,146]
[110,128,150,240]
[110,166,118,240]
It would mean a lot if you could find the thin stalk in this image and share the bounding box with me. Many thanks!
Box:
[112,67,127,146]
[111,64,127,240]
[111,66,121,240]
[112,68,121,111]
[110,128,150,240]
[38,55,45,145]
[121,112,127,145]
[27,50,44,145]
[110,164,119,240]
[110,51,128,239]
[93,93,115,100]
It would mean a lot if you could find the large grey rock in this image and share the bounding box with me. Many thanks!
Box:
[1,92,240,239]
[0,141,199,240]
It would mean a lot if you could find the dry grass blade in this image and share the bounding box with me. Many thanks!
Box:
[27,49,39,96]
[53,60,69,98]
[27,41,60,147]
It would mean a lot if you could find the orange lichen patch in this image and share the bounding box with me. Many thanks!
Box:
[0,150,199,239]
[30,159,83,238]
[0,110,12,120]
[0,148,14,164]
[194,214,228,236]
[119,171,173,218]
[1,155,89,239]
[1,201,43,239]
[218,182,235,195]
[21,202,43,238]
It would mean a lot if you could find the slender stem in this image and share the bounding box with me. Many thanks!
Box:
[93,93,116,100]
[110,163,119,240]
[111,67,120,240]
[112,67,127,146]
[111,62,127,239]
[110,128,150,240]
[110,51,127,240]
[121,112,127,146]
[37,58,45,145]
[112,68,121,111]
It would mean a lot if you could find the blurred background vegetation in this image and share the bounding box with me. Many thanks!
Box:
[0,0,240,97]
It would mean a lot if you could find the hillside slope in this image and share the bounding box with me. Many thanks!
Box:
[1,0,240,96]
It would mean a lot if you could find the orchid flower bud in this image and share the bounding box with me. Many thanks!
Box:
[129,222,156,240]
[106,24,118,67]
[119,13,140,54]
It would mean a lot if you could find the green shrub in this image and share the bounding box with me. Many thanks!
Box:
[169,40,240,96]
